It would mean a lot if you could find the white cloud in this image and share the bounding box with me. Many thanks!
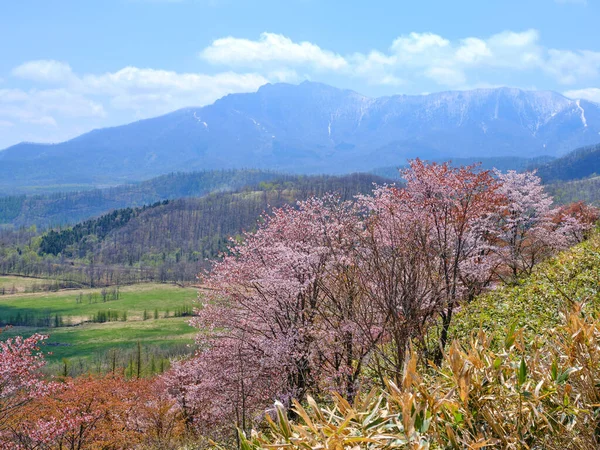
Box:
[12,60,75,84]
[544,49,600,84]
[82,68,269,116]
[4,28,600,148]
[564,88,600,103]
[0,87,104,136]
[455,38,492,64]
[83,67,266,94]
[200,32,348,71]
[425,67,466,86]
[1,62,276,147]
[4,63,271,122]
[488,29,539,48]
[0,87,104,117]
[391,32,449,55]
[197,29,600,88]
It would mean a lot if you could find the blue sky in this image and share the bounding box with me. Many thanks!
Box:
[1,0,599,148]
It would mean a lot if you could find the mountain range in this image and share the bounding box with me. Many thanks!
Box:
[1,81,600,193]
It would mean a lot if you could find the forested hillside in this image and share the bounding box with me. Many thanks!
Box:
[0,169,284,228]
[535,142,600,182]
[0,173,392,286]
[546,176,600,205]
[38,201,169,257]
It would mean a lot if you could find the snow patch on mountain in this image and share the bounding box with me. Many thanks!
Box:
[193,112,209,129]
[576,100,588,128]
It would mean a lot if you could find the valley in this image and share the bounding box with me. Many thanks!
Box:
[2,141,600,384]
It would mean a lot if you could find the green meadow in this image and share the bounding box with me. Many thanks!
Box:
[0,275,55,294]
[0,281,199,374]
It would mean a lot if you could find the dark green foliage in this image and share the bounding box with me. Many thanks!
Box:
[0,311,66,327]
[173,304,193,317]
[39,201,168,256]
[90,310,123,323]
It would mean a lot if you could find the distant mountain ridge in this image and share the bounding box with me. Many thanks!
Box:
[534,143,600,183]
[370,155,556,179]
[0,170,286,228]
[2,81,600,192]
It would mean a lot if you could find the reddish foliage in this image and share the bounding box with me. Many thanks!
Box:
[2,375,184,450]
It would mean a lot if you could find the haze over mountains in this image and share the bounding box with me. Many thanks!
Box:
[1,81,600,193]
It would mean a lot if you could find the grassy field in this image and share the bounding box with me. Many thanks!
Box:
[0,281,199,373]
[0,275,56,294]
[0,282,197,323]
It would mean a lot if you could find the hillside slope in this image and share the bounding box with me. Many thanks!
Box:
[0,170,285,228]
[0,173,392,286]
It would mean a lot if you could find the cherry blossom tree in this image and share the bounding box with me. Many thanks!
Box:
[553,201,599,244]
[356,185,442,382]
[178,194,384,439]
[164,337,277,441]
[0,332,48,434]
[195,200,334,406]
[169,160,596,439]
[492,170,592,282]
[398,160,502,363]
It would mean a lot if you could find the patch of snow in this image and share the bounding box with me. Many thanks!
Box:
[576,99,588,127]
[193,112,209,129]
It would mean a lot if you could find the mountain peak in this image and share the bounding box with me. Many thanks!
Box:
[1,82,599,192]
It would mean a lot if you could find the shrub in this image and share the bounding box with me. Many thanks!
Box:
[241,308,600,449]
